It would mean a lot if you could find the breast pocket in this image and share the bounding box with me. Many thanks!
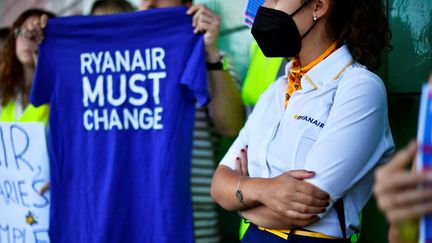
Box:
[294,108,331,168]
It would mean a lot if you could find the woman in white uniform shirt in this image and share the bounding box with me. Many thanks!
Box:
[211,0,394,242]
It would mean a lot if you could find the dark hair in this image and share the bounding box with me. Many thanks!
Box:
[0,9,55,106]
[326,0,392,70]
[0,28,10,43]
[90,0,135,15]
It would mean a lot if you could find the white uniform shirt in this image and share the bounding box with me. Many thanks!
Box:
[220,45,395,238]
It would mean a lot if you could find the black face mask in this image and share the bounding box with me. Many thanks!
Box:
[252,3,316,58]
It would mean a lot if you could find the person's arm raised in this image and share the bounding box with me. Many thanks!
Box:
[27,14,48,45]
[28,14,48,65]
[187,5,245,137]
[211,166,329,219]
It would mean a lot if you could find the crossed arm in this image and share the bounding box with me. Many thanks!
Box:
[211,147,330,229]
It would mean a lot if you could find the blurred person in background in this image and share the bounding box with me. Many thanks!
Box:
[374,74,432,243]
[140,1,246,242]
[0,9,54,123]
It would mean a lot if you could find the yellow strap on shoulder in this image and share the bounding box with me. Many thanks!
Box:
[241,40,284,106]
[1,101,49,125]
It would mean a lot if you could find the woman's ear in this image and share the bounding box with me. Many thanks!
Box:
[313,0,330,19]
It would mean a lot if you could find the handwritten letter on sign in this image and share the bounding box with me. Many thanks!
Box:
[0,122,50,243]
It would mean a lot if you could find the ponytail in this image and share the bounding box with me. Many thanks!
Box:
[328,0,392,70]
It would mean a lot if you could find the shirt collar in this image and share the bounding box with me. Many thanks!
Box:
[283,44,354,93]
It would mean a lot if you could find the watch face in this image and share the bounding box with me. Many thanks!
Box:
[206,62,223,70]
[236,190,243,202]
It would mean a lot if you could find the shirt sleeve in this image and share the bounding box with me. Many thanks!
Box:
[218,126,249,169]
[179,35,209,107]
[303,69,394,202]
[219,81,279,169]
[30,40,57,106]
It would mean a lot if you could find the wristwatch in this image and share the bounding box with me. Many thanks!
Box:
[236,189,244,204]
[236,177,247,206]
[206,53,228,71]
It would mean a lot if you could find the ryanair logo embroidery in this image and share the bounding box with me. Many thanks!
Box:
[294,114,325,128]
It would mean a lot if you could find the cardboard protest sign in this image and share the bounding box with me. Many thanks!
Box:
[0,122,50,243]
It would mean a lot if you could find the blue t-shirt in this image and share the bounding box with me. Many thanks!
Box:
[31,7,208,243]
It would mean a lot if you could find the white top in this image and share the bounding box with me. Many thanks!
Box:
[220,45,395,238]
